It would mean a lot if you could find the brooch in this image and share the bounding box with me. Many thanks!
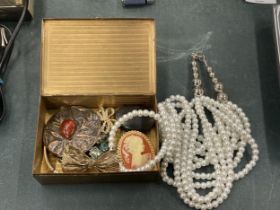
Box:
[117,131,155,170]
[43,106,101,157]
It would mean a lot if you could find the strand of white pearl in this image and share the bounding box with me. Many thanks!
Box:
[180,97,234,209]
[108,95,259,210]
[203,97,259,180]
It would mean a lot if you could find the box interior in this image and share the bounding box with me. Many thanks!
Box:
[33,95,159,175]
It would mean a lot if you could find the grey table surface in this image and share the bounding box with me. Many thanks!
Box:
[0,0,279,210]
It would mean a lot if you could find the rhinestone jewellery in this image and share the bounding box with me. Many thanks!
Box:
[108,52,259,210]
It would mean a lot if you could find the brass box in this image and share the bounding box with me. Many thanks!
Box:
[32,19,159,184]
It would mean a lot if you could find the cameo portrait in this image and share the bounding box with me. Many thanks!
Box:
[118,131,155,169]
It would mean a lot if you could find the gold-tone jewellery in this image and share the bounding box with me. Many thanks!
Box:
[61,145,119,173]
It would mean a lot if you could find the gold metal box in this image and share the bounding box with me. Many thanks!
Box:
[32,19,159,184]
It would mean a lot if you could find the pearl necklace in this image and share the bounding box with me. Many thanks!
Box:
[108,53,259,210]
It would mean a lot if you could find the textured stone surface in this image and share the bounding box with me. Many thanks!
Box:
[0,0,279,210]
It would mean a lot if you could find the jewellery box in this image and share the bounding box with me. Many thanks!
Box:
[32,18,159,184]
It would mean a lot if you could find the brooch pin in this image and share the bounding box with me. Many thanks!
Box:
[43,106,101,157]
[117,131,155,170]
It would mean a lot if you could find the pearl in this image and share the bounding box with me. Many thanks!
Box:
[107,94,259,210]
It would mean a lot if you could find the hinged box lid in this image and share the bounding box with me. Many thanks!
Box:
[41,19,156,96]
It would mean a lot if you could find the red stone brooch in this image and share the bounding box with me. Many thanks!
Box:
[43,106,101,157]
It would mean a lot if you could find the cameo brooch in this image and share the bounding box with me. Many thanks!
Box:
[117,131,155,170]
